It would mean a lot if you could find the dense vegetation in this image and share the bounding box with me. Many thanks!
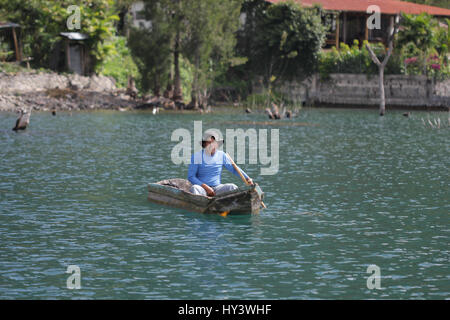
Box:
[0,0,449,105]
[0,0,120,72]
[128,0,243,105]
[97,36,139,88]
[320,14,449,80]
[237,0,327,86]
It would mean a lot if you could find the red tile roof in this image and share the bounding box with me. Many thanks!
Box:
[267,0,450,16]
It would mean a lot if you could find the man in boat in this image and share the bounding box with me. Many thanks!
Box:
[188,130,253,197]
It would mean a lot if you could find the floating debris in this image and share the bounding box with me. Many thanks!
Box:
[297,211,325,217]
[222,120,319,127]
[421,115,448,129]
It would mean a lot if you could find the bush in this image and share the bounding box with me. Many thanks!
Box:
[244,87,297,109]
[397,13,449,79]
[319,40,387,78]
[179,56,194,102]
[318,39,444,79]
[97,36,139,88]
[0,0,119,72]
[242,1,327,85]
[0,41,14,62]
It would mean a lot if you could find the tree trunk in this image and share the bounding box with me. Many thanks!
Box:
[378,66,385,116]
[365,14,400,117]
[153,80,161,97]
[173,31,183,102]
[163,63,174,99]
[189,53,200,109]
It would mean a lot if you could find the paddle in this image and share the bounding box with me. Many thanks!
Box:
[225,153,267,209]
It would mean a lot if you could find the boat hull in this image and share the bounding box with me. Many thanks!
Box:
[147,178,264,215]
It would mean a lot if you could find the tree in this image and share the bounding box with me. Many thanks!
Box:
[0,0,119,72]
[365,15,400,116]
[397,13,440,75]
[236,0,272,93]
[128,29,171,96]
[241,1,326,89]
[128,1,173,95]
[182,0,243,108]
[128,0,242,104]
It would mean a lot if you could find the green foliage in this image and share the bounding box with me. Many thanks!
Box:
[319,41,401,78]
[127,0,173,95]
[128,29,170,95]
[319,14,449,80]
[0,42,14,62]
[244,91,272,109]
[398,14,449,79]
[97,36,139,88]
[397,13,437,50]
[129,0,243,101]
[0,61,52,73]
[0,0,119,71]
[181,0,244,101]
[244,89,286,109]
[434,19,450,57]
[241,0,326,86]
[179,56,194,101]
[0,62,27,73]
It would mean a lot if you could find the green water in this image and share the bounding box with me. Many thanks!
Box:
[0,109,448,299]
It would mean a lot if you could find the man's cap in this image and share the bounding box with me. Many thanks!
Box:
[201,129,224,145]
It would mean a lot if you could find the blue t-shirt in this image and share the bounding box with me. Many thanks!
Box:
[188,150,249,187]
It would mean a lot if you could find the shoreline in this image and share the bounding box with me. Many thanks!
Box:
[0,70,135,112]
[1,71,449,113]
[0,71,211,113]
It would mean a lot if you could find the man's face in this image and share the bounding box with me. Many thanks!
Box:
[204,138,217,155]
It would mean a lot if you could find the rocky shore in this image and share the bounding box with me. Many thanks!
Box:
[0,71,200,112]
[0,71,138,112]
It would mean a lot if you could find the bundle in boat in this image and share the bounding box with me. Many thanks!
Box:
[147,178,264,215]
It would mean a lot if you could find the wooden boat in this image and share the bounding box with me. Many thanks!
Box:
[147,178,264,215]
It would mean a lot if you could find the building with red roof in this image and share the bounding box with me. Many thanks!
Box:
[266,0,450,47]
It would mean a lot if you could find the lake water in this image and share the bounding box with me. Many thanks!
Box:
[0,108,448,299]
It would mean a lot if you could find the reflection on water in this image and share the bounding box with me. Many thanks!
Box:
[0,109,448,299]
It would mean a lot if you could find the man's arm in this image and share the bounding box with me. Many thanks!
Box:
[223,153,250,181]
[187,155,204,186]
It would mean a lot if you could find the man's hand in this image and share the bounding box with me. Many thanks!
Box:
[246,178,254,185]
[201,184,215,197]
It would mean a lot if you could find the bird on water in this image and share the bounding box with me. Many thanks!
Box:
[12,108,31,131]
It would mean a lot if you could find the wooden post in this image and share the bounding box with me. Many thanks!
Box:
[388,15,395,45]
[365,14,369,42]
[81,45,86,75]
[335,13,340,48]
[173,30,183,102]
[65,39,71,71]
[11,27,21,61]
[343,12,348,44]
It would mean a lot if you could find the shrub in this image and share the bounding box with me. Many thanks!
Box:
[97,36,139,88]
[319,41,390,78]
[0,0,119,72]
